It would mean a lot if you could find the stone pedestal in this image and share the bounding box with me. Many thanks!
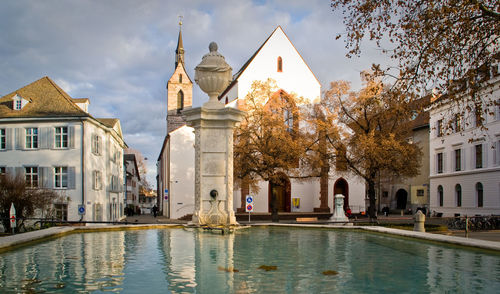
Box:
[330,194,348,222]
[184,106,244,226]
[413,210,425,232]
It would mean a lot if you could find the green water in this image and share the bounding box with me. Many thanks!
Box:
[0,227,499,293]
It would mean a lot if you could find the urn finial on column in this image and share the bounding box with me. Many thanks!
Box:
[194,42,233,109]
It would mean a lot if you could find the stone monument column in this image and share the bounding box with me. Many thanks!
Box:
[184,42,244,226]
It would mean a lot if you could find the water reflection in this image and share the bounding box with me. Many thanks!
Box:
[0,228,499,293]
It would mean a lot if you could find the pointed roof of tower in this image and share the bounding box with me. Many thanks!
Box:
[175,18,185,69]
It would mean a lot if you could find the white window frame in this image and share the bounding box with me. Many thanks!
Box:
[25,166,38,188]
[93,170,102,190]
[14,99,22,110]
[54,126,68,148]
[54,166,68,189]
[0,128,5,150]
[54,203,68,221]
[25,127,38,149]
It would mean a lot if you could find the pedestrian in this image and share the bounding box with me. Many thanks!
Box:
[153,205,158,218]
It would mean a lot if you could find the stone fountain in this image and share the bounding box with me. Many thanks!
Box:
[184,42,244,227]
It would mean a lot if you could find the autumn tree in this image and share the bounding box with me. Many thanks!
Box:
[301,103,342,212]
[324,76,422,220]
[234,79,308,221]
[331,0,499,112]
[0,174,58,232]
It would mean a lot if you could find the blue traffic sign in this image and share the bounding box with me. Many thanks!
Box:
[78,205,85,215]
[246,195,253,203]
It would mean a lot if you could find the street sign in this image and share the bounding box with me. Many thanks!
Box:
[78,205,86,215]
[245,195,254,213]
[164,189,169,194]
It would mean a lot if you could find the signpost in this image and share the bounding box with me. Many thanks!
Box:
[78,205,86,216]
[9,203,16,235]
[245,195,254,223]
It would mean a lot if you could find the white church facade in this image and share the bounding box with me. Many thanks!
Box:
[157,26,366,220]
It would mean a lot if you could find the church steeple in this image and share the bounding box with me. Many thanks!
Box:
[167,16,192,134]
[175,17,184,69]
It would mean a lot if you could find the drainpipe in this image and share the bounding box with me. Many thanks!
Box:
[80,119,85,221]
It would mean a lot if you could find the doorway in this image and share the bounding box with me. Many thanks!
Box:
[333,178,349,211]
[396,189,408,209]
[268,174,291,212]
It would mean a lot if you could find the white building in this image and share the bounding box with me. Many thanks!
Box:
[0,76,126,222]
[124,153,140,213]
[429,70,500,216]
[157,26,366,219]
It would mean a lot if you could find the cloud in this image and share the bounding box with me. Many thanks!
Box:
[0,0,387,187]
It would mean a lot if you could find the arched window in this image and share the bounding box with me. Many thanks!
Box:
[179,74,182,83]
[177,90,184,113]
[455,184,462,207]
[476,182,483,207]
[438,185,443,207]
[277,56,283,72]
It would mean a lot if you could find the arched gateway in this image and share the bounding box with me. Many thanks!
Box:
[333,178,349,211]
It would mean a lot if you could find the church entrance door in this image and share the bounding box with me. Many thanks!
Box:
[268,174,291,213]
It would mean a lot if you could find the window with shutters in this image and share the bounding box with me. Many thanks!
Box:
[54,127,68,148]
[25,166,38,188]
[0,129,5,150]
[92,135,101,155]
[277,56,283,72]
[54,166,68,188]
[93,170,102,190]
[25,128,38,149]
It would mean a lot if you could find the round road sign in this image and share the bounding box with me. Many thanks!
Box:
[246,196,253,203]
[246,204,254,212]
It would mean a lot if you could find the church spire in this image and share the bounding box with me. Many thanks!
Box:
[175,16,184,69]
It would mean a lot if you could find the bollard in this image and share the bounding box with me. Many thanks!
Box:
[413,210,425,232]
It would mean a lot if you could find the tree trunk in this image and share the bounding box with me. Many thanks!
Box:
[271,192,279,222]
[237,178,250,213]
[314,129,331,212]
[367,179,377,221]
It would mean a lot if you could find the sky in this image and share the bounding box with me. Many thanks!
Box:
[0,0,387,187]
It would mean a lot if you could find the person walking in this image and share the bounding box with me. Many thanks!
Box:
[153,205,158,218]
